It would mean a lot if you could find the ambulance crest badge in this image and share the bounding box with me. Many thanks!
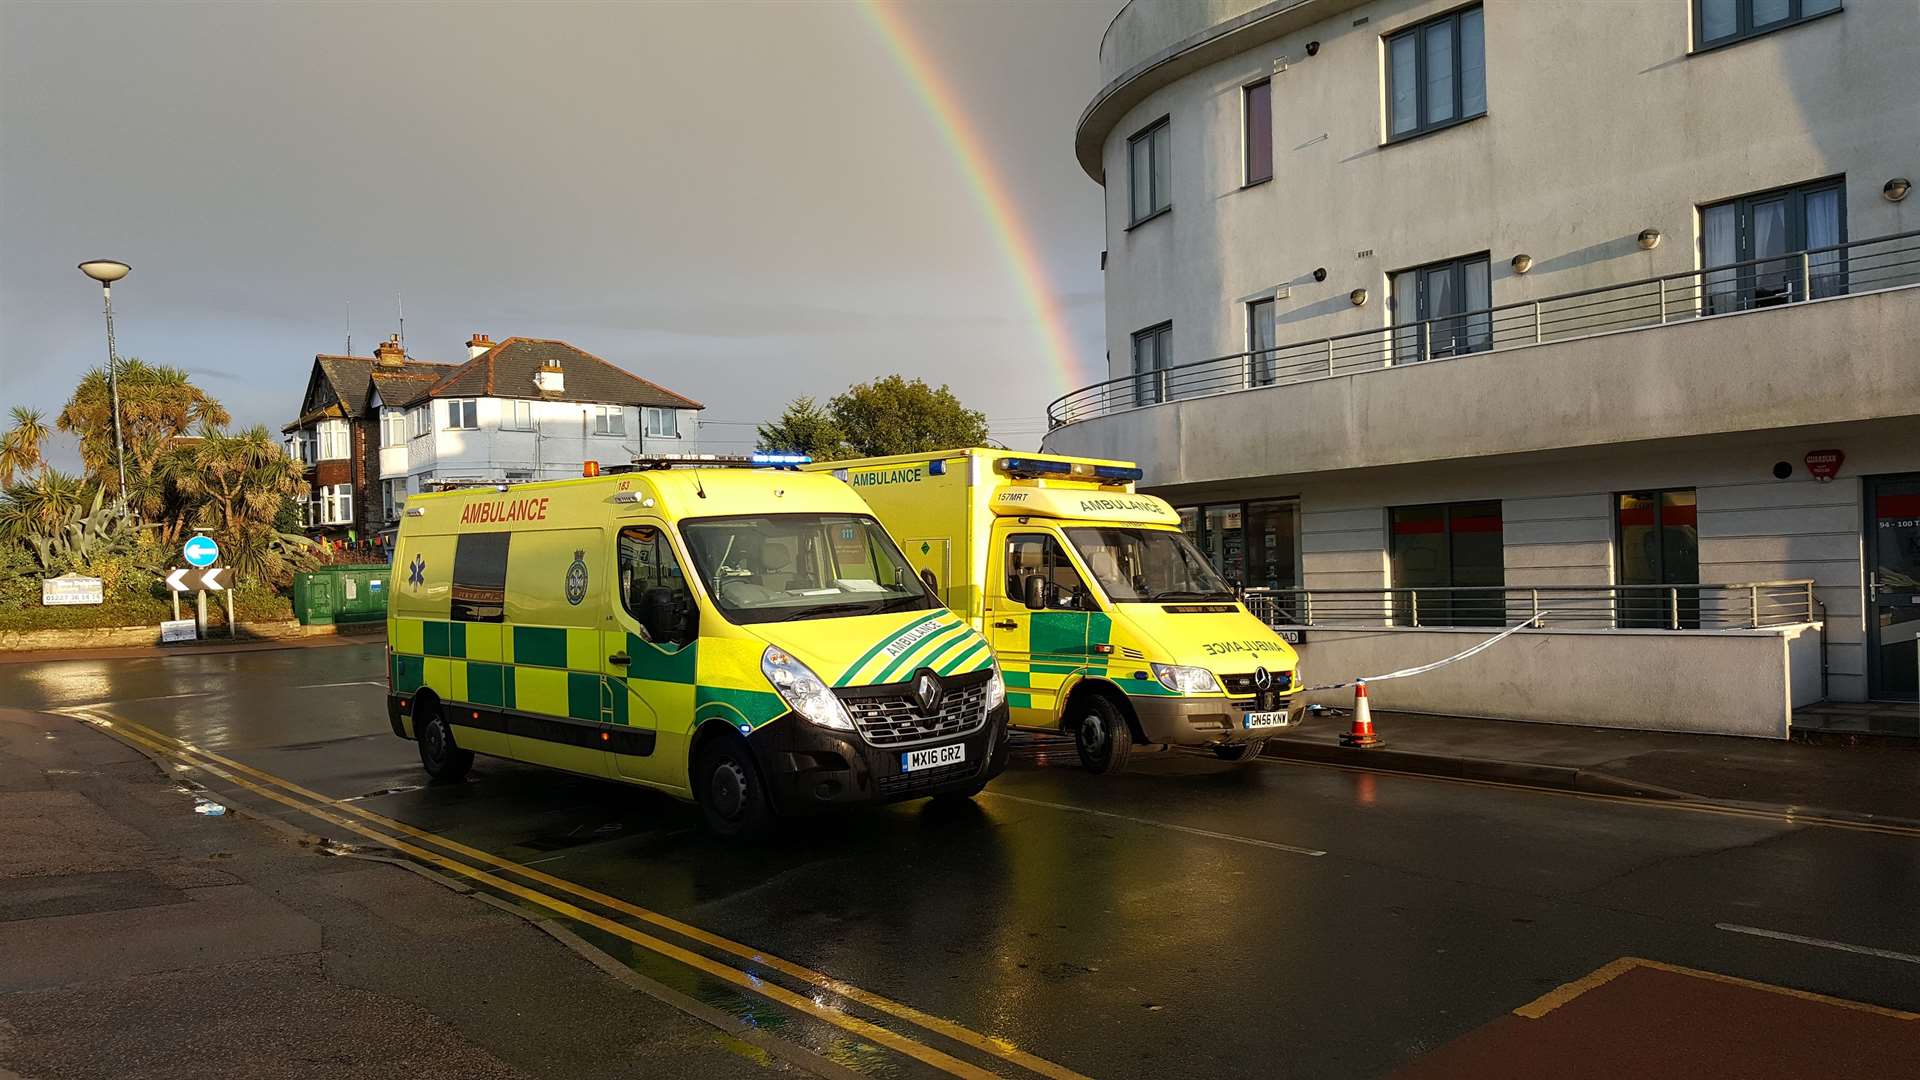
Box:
[565,550,589,605]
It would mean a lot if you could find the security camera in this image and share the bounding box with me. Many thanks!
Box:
[1305,40,1321,56]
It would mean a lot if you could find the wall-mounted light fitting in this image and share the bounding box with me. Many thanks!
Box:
[1349,288,1368,306]
[1885,177,1911,202]
[1637,229,1662,250]
[1510,253,1533,274]
[1312,267,1328,282]
[1305,40,1321,56]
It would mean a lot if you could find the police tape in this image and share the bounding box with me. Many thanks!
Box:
[1292,612,1547,694]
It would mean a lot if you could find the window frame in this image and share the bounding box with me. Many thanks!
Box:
[593,405,627,437]
[408,405,430,439]
[1388,252,1493,363]
[1387,500,1505,626]
[1242,78,1273,187]
[1130,321,1174,407]
[318,483,354,527]
[1001,532,1096,612]
[1383,4,1487,144]
[644,407,680,439]
[501,399,535,432]
[1698,176,1847,314]
[315,419,350,462]
[1126,116,1172,227]
[1246,297,1278,385]
[1692,0,1842,52]
[444,398,478,431]
[381,408,408,446]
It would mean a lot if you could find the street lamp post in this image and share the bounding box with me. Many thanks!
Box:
[78,260,131,503]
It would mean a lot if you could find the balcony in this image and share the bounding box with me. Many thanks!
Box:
[378,444,409,480]
[1043,231,1920,486]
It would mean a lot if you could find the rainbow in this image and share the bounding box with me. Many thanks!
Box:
[859,0,1087,394]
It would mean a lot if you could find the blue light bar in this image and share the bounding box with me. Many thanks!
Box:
[997,456,1073,478]
[1092,464,1144,482]
[750,452,813,468]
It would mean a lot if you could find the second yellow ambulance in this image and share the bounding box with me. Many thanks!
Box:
[386,457,1008,836]
[810,448,1305,772]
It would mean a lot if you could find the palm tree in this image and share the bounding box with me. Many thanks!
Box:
[0,407,50,487]
[170,425,314,586]
[0,468,87,542]
[57,359,228,501]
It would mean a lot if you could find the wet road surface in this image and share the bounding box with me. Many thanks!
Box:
[7,644,1917,1079]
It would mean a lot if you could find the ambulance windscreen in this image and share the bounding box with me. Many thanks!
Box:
[1063,526,1234,603]
[681,514,935,625]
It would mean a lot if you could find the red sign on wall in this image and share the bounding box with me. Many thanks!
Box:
[1804,449,1845,482]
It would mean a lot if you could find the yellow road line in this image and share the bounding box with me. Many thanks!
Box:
[1514,956,1920,1021]
[1254,754,1920,840]
[99,720,1015,1080]
[92,712,1093,1080]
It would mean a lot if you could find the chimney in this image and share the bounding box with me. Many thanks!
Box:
[373,334,405,369]
[466,333,494,361]
[533,359,565,399]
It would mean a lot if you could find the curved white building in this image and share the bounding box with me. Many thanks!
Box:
[1045,0,1920,719]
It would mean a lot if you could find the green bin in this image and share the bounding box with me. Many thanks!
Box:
[292,571,336,626]
[331,564,391,624]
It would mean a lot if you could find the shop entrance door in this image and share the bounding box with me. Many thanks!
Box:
[1866,474,1920,701]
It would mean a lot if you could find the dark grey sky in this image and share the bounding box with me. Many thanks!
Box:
[1,0,1122,460]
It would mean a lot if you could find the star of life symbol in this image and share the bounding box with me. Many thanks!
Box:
[408,554,426,589]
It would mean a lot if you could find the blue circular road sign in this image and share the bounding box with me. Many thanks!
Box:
[183,534,220,568]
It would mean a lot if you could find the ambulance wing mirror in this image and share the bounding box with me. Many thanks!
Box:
[639,586,694,646]
[1022,575,1053,611]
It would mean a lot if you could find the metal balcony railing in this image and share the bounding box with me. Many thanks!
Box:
[1048,229,1920,428]
[1241,581,1818,631]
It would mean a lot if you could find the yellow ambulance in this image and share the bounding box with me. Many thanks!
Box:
[810,449,1304,773]
[385,457,1009,836]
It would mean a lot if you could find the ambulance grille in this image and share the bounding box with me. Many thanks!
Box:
[838,684,989,748]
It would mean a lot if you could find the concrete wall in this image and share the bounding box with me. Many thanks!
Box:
[1090,0,1920,383]
[1292,624,1810,739]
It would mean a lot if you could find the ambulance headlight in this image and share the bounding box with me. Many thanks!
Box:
[761,646,854,731]
[1151,663,1220,695]
[984,665,1006,711]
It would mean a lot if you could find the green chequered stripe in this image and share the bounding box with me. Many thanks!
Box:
[936,640,991,676]
[695,685,786,730]
[392,653,425,694]
[627,632,696,684]
[513,625,569,668]
[1006,692,1033,709]
[1002,669,1031,689]
[423,620,467,658]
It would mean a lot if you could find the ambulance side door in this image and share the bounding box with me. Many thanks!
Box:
[987,525,1092,730]
[607,520,698,785]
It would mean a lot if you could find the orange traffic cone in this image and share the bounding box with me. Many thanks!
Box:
[1339,679,1383,748]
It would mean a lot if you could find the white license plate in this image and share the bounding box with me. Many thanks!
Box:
[1244,711,1292,730]
[900,743,967,772]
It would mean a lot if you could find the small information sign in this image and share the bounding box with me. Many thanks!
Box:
[42,575,104,606]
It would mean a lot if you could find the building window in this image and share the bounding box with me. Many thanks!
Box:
[1247,298,1278,385]
[318,484,354,526]
[1179,499,1299,617]
[1243,79,1273,186]
[502,400,534,431]
[1700,178,1845,315]
[1695,0,1840,50]
[593,405,626,437]
[644,407,680,438]
[1127,117,1171,225]
[287,430,316,466]
[1130,322,1173,406]
[409,405,430,439]
[1390,254,1492,363]
[444,399,478,430]
[1616,490,1700,628]
[381,478,408,522]
[316,419,350,461]
[1386,6,1485,141]
[1389,501,1504,626]
[381,408,408,447]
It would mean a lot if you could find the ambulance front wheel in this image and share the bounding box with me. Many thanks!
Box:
[1073,695,1133,775]
[695,737,774,838]
[416,706,473,783]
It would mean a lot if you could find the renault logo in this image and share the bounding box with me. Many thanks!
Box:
[1253,667,1273,691]
[913,671,944,713]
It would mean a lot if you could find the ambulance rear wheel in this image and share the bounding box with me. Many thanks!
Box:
[416,708,473,782]
[1212,739,1266,762]
[1073,696,1133,775]
[695,738,773,838]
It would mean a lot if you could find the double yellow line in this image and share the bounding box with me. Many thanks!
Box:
[82,711,1091,1080]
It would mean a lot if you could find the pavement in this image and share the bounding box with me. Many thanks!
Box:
[1263,708,1920,826]
[3,642,1917,1079]
[0,706,823,1080]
